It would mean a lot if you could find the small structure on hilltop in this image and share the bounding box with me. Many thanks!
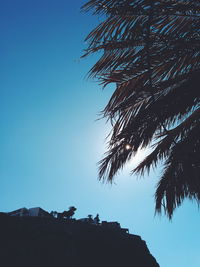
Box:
[8,206,77,220]
[8,207,51,218]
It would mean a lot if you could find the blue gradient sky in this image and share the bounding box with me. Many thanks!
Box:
[0,1,199,266]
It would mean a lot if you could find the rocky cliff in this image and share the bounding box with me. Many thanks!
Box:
[0,214,159,267]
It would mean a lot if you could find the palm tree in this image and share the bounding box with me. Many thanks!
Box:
[82,0,200,218]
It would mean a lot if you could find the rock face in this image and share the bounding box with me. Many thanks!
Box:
[0,214,159,267]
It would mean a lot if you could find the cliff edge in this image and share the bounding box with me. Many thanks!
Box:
[0,214,159,267]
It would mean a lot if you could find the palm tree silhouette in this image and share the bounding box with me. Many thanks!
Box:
[82,0,200,218]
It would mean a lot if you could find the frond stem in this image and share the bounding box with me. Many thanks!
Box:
[146,2,177,146]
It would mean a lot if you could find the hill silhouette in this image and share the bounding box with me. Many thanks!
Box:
[0,213,159,267]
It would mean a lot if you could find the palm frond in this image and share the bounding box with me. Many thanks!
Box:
[83,0,200,218]
[155,125,200,218]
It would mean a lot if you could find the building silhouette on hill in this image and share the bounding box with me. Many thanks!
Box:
[8,207,51,218]
[2,207,159,267]
[8,206,129,234]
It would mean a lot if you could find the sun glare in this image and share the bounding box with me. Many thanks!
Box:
[125,144,132,150]
[124,144,148,167]
[128,147,149,168]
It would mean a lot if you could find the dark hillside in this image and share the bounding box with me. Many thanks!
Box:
[0,214,159,267]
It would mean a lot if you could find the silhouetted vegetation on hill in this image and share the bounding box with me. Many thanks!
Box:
[0,214,159,267]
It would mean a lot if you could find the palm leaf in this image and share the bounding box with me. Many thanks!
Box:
[83,0,200,218]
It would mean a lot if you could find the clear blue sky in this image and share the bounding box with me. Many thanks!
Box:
[0,1,199,266]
